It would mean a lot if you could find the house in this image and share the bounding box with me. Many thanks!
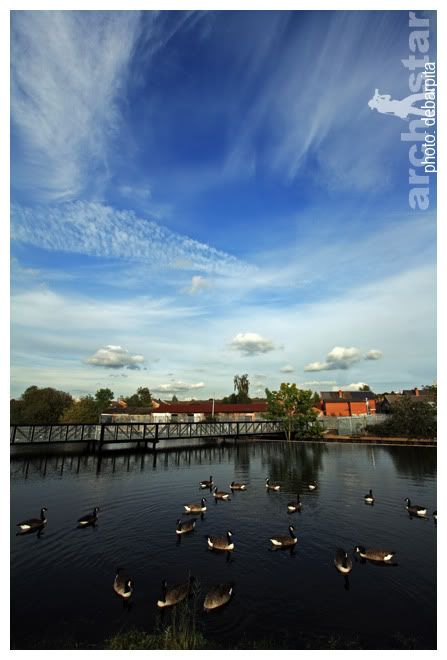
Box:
[320,390,376,417]
[377,388,436,414]
[101,400,269,423]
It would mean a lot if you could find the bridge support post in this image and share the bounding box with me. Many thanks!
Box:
[99,424,105,453]
[152,423,158,453]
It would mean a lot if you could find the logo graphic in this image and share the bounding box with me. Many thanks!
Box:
[368,89,428,120]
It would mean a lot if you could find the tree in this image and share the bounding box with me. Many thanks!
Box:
[172,395,179,403]
[125,387,152,407]
[233,374,250,402]
[95,388,114,409]
[370,398,436,439]
[359,384,371,391]
[60,396,100,424]
[311,391,321,406]
[265,383,322,441]
[10,386,73,425]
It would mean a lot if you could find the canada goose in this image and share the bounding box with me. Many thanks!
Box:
[354,545,396,562]
[204,583,234,611]
[364,490,374,504]
[230,481,246,490]
[287,494,302,512]
[265,477,280,491]
[184,497,207,513]
[176,518,197,534]
[405,498,427,516]
[213,487,231,500]
[307,481,318,491]
[433,510,437,521]
[334,548,353,574]
[270,525,297,547]
[77,507,99,527]
[113,568,134,599]
[157,576,195,608]
[200,476,213,489]
[207,530,234,551]
[17,507,47,532]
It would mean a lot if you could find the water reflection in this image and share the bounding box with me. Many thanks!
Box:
[384,445,437,479]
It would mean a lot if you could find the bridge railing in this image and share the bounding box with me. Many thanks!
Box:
[10,420,284,445]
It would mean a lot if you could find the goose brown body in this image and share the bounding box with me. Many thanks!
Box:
[203,583,234,611]
[287,495,302,512]
[157,577,194,608]
[207,531,234,551]
[113,568,134,599]
[354,545,396,562]
[213,487,231,500]
[176,518,197,534]
[405,498,427,516]
[334,548,353,574]
[265,478,280,491]
[184,498,207,513]
[229,481,246,490]
[17,507,47,531]
[270,525,297,547]
[78,507,99,527]
[199,476,213,488]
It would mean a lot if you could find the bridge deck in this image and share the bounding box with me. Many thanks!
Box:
[10,420,284,450]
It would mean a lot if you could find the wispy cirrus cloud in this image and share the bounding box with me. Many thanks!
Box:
[279,364,294,373]
[11,202,254,276]
[86,345,144,369]
[154,381,205,393]
[11,11,143,202]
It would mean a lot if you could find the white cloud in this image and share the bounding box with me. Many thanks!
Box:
[86,345,144,369]
[186,275,211,294]
[333,382,371,392]
[154,381,205,393]
[302,380,337,386]
[304,346,363,372]
[12,202,253,277]
[365,349,383,360]
[279,364,294,373]
[230,332,276,356]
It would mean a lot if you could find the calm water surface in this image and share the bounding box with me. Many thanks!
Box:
[10,442,437,649]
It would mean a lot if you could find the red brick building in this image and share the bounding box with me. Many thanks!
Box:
[320,390,376,417]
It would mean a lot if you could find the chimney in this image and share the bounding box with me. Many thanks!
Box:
[338,389,343,399]
[415,388,419,396]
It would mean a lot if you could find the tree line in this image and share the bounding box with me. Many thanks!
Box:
[10,386,153,425]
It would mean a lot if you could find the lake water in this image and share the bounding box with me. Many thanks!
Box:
[10,442,437,649]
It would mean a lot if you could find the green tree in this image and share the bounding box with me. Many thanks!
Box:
[359,384,371,391]
[370,398,436,439]
[311,391,321,406]
[125,387,152,407]
[95,388,114,409]
[233,374,250,403]
[172,394,179,403]
[265,383,322,441]
[60,396,100,424]
[10,386,73,425]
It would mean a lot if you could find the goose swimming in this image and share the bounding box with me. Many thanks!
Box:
[184,498,207,513]
[203,583,234,611]
[17,507,47,532]
[287,494,302,512]
[270,525,297,548]
[405,498,427,517]
[207,530,234,551]
[364,490,374,504]
[199,476,213,489]
[229,481,246,490]
[157,576,195,608]
[113,568,134,599]
[77,507,99,527]
[334,548,353,574]
[354,545,396,563]
[213,487,231,500]
[265,477,280,491]
[176,518,197,534]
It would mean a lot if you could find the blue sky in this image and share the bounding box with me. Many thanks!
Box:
[10,9,437,399]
